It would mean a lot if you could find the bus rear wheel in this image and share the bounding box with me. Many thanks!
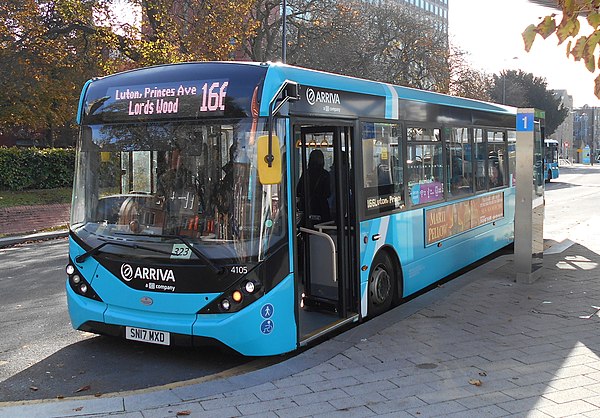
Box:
[368,251,394,317]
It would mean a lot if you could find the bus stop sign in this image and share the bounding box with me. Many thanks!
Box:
[516,113,535,131]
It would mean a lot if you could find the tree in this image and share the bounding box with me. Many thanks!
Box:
[448,45,493,101]
[0,0,106,144]
[522,0,600,98]
[0,0,258,145]
[246,0,450,91]
[358,0,450,92]
[489,70,568,135]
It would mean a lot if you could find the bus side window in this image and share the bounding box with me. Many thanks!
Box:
[474,128,487,191]
[487,130,507,189]
[362,122,404,213]
[406,126,443,206]
[446,127,472,197]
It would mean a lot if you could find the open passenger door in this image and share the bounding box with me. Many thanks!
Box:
[293,124,359,345]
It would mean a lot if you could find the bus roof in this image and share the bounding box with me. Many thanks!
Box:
[78,61,517,126]
[264,62,516,117]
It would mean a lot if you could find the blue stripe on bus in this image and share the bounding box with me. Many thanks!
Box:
[76,79,93,125]
[384,84,399,120]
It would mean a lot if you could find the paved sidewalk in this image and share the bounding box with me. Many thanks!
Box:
[2,238,600,418]
[0,229,68,248]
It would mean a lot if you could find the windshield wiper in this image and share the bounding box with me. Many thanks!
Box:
[75,240,174,263]
[113,232,224,274]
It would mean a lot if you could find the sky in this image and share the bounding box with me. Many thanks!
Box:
[449,0,600,108]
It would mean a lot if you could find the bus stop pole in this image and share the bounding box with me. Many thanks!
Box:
[514,108,545,284]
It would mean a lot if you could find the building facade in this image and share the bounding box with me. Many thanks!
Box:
[549,90,574,160]
[398,0,449,34]
[573,106,600,162]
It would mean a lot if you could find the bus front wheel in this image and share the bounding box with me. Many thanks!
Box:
[368,251,394,317]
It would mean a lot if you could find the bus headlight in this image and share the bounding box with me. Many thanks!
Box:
[200,278,264,314]
[66,259,103,302]
[244,281,256,294]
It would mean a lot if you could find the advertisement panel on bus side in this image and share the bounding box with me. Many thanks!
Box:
[425,192,505,245]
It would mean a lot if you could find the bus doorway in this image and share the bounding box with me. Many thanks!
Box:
[294,124,359,345]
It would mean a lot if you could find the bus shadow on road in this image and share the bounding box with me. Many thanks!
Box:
[545,181,582,191]
[0,334,258,403]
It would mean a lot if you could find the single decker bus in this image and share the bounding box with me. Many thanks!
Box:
[66,62,517,356]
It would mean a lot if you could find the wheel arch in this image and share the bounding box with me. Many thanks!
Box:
[372,245,404,306]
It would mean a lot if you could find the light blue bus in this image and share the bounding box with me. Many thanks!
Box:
[544,139,559,182]
[66,62,517,356]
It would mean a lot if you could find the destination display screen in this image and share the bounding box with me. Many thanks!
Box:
[102,80,229,121]
[80,63,268,124]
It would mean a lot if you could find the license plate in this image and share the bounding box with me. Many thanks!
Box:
[126,326,170,346]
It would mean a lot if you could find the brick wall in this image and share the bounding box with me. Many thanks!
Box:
[0,203,70,236]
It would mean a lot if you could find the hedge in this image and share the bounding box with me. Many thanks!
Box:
[0,147,75,191]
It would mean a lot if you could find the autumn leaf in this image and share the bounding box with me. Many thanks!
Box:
[583,32,600,72]
[570,35,588,61]
[588,11,600,29]
[176,411,191,416]
[557,15,580,44]
[523,24,538,52]
[29,386,38,391]
[468,378,482,386]
[594,74,600,99]
[536,16,557,39]
[562,0,576,17]
[74,385,91,393]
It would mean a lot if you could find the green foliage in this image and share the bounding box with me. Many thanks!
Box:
[0,147,74,191]
[489,70,568,136]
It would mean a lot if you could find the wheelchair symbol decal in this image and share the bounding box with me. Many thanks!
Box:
[260,319,274,335]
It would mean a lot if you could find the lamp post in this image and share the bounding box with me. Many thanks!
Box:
[501,57,519,105]
[281,0,287,64]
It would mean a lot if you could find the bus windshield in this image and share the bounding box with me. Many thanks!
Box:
[70,117,287,265]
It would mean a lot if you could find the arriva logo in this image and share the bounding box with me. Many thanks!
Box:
[306,88,341,106]
[120,263,175,282]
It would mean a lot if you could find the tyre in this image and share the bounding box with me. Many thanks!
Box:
[368,251,395,317]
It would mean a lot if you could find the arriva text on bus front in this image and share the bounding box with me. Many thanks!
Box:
[112,81,229,116]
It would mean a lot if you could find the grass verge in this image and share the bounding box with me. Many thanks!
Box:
[0,188,72,209]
